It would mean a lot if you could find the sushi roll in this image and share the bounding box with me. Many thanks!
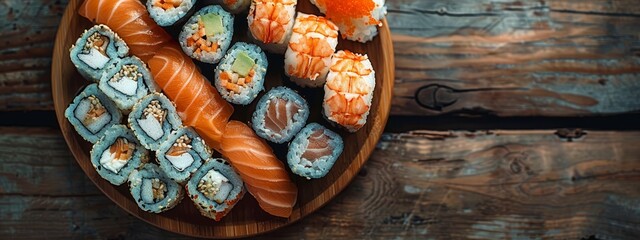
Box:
[214,42,268,105]
[323,50,375,132]
[65,84,122,143]
[99,56,158,111]
[218,0,251,14]
[156,127,211,184]
[128,93,183,151]
[128,163,184,213]
[287,123,343,179]
[247,0,297,53]
[252,86,309,143]
[70,24,129,82]
[186,158,245,221]
[90,125,149,185]
[310,0,386,43]
[179,5,234,64]
[146,0,197,27]
[284,13,338,87]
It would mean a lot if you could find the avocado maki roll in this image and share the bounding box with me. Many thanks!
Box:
[287,123,343,179]
[70,24,129,82]
[214,42,268,105]
[156,127,211,184]
[186,158,245,221]
[129,93,183,151]
[99,56,158,111]
[252,86,309,143]
[90,125,149,185]
[128,163,184,213]
[65,84,122,143]
[179,5,234,64]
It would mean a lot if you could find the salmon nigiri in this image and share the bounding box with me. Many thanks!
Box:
[220,121,298,218]
[148,45,234,150]
[79,0,173,61]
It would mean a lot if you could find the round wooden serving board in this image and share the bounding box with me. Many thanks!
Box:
[52,0,394,238]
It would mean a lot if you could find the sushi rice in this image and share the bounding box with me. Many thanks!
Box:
[214,42,268,105]
[179,5,234,64]
[70,24,129,82]
[128,163,184,213]
[65,83,122,143]
[90,125,149,185]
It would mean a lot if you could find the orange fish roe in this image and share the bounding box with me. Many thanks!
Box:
[313,0,378,37]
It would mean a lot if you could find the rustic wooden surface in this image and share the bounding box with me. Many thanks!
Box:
[1,128,639,239]
[2,0,640,239]
[2,0,640,116]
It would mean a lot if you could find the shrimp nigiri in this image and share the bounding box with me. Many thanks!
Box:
[248,0,298,53]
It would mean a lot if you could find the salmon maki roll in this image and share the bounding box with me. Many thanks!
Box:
[220,121,298,218]
[156,127,211,184]
[247,0,297,53]
[284,13,338,87]
[128,163,184,213]
[186,158,245,221]
[99,56,158,111]
[214,42,268,105]
[310,0,387,43]
[146,0,197,27]
[179,5,234,64]
[252,87,309,143]
[323,50,375,132]
[90,125,149,185]
[128,93,183,151]
[70,25,129,82]
[65,84,122,143]
[287,123,343,179]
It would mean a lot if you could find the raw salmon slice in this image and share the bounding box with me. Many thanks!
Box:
[79,0,173,61]
[148,45,233,150]
[220,121,298,218]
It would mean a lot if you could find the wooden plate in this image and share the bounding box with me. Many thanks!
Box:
[51,0,394,238]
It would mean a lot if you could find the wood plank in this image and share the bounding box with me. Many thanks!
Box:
[1,127,638,239]
[2,0,640,117]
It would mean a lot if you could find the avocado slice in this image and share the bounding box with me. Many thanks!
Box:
[231,51,255,77]
[202,14,224,37]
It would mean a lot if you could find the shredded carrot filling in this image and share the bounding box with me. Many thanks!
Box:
[154,0,182,10]
[314,0,378,36]
[220,69,255,93]
[187,19,220,54]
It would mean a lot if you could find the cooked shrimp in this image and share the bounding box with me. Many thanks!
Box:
[323,50,375,132]
[284,13,338,87]
[248,0,296,44]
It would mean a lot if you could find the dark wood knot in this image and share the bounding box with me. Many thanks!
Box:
[555,129,586,142]
[415,84,459,111]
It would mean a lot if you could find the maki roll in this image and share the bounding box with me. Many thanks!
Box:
[65,84,122,143]
[128,163,184,213]
[90,125,149,185]
[284,13,338,87]
[214,42,268,105]
[323,50,375,132]
[146,0,197,27]
[247,0,297,53]
[186,158,245,221]
[179,5,234,64]
[252,86,309,143]
[218,0,251,14]
[129,93,183,151]
[156,127,211,184]
[70,24,129,82]
[99,56,158,111]
[287,123,343,179]
[310,0,387,43]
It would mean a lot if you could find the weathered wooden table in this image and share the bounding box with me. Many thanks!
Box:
[2,0,639,239]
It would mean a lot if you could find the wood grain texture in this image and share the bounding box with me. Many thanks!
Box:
[50,0,394,238]
[2,128,639,239]
[3,0,640,117]
[389,0,640,116]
